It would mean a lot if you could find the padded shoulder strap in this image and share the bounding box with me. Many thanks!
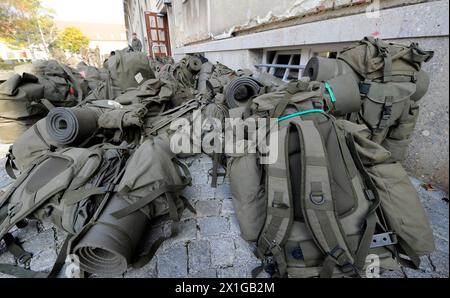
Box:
[257,119,294,277]
[292,119,356,277]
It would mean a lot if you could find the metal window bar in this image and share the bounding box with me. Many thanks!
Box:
[255,63,306,79]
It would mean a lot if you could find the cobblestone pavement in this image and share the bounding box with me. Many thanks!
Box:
[0,153,448,278]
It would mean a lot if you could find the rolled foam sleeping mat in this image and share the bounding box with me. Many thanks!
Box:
[72,194,149,276]
[224,76,261,108]
[46,107,99,145]
[324,72,362,116]
[304,56,357,82]
[187,56,203,73]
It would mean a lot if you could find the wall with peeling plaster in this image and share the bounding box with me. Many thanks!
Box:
[169,0,335,47]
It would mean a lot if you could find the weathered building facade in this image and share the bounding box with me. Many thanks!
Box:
[123,0,449,191]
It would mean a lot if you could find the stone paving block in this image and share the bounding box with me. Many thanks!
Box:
[402,256,435,278]
[188,240,211,274]
[210,238,235,268]
[434,234,449,254]
[429,250,449,277]
[228,214,241,237]
[124,258,158,278]
[157,242,188,278]
[55,228,69,252]
[182,185,215,201]
[180,204,197,221]
[188,269,217,278]
[217,263,270,278]
[234,237,259,265]
[217,265,257,278]
[188,156,212,172]
[162,219,198,248]
[21,229,57,272]
[22,229,55,256]
[214,184,232,199]
[194,200,221,217]
[191,170,210,185]
[380,270,405,278]
[29,248,58,273]
[198,217,229,238]
[220,199,235,216]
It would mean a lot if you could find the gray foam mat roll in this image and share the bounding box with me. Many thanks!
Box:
[224,76,261,108]
[72,194,149,276]
[46,107,99,145]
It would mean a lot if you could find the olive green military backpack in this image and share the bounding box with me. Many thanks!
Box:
[0,139,192,277]
[0,61,87,120]
[304,37,433,163]
[106,50,156,92]
[339,37,433,162]
[228,81,434,278]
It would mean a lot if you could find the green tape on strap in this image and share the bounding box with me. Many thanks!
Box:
[277,109,325,122]
[324,82,337,103]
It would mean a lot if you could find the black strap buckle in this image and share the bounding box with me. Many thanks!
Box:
[327,246,345,263]
[381,103,393,120]
[359,82,371,96]
[364,189,376,201]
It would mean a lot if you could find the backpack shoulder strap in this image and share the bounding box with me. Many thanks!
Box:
[292,118,356,277]
[257,119,294,277]
[258,116,356,277]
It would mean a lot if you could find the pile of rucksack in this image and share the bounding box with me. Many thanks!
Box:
[0,37,436,278]
[228,36,435,277]
[0,49,239,277]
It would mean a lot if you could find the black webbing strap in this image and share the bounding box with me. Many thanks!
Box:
[47,236,71,278]
[3,233,32,265]
[110,184,186,219]
[5,146,17,179]
[210,153,220,188]
[0,263,47,278]
[345,133,383,270]
[0,234,71,278]
[209,153,226,188]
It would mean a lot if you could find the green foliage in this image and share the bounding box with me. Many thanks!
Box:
[55,27,89,53]
[0,0,55,48]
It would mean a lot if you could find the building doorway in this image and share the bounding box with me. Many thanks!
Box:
[144,12,171,58]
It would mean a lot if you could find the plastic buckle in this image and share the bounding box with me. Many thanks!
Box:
[263,256,277,277]
[364,189,376,201]
[382,105,392,119]
[327,246,345,262]
[359,82,371,96]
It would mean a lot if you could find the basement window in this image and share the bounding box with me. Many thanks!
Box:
[256,50,304,81]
